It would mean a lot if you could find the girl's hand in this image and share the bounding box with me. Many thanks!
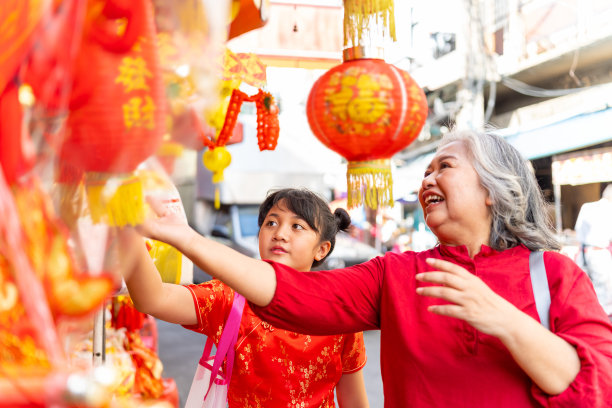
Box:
[137,195,194,250]
[415,258,519,338]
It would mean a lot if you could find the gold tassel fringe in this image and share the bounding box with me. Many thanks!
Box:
[347,159,394,209]
[343,0,396,48]
[86,174,145,227]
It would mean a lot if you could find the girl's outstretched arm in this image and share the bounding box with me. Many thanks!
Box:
[135,196,277,307]
[117,228,197,325]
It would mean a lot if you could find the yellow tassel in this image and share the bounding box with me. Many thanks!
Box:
[86,174,145,226]
[346,159,394,209]
[343,0,396,49]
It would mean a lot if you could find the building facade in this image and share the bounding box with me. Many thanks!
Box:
[397,0,612,239]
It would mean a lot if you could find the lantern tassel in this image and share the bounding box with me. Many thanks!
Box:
[86,174,145,226]
[343,0,396,49]
[347,159,394,209]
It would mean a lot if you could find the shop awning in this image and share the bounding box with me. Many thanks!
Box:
[499,107,612,160]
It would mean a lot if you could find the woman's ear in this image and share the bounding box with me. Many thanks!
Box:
[485,196,493,206]
[314,241,332,261]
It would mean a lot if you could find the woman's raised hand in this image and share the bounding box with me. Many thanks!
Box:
[416,258,581,394]
[415,258,520,339]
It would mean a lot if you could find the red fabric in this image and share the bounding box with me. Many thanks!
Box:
[61,0,164,175]
[0,83,34,185]
[0,0,46,94]
[251,245,612,408]
[182,280,366,408]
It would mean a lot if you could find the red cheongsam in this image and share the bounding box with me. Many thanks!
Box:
[183,280,366,408]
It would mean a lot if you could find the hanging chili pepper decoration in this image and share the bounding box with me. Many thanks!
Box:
[201,88,280,209]
[254,90,280,151]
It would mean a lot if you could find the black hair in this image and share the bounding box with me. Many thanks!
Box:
[258,188,351,268]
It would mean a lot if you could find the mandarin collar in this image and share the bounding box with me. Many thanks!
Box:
[437,243,528,260]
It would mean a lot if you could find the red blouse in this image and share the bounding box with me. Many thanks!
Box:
[183,280,366,408]
[251,244,612,408]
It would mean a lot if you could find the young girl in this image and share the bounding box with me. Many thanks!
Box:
[120,188,369,407]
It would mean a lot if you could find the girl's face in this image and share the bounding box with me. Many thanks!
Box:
[418,141,492,247]
[258,200,331,272]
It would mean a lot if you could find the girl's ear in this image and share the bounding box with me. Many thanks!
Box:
[314,241,332,261]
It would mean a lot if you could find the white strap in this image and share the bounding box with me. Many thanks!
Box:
[529,251,551,330]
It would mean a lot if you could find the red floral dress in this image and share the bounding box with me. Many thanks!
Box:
[183,280,366,408]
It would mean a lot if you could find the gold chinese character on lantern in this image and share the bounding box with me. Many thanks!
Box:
[123,96,156,129]
[115,56,152,92]
[347,75,390,124]
[325,70,392,136]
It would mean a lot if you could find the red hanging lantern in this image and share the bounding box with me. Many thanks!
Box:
[306,0,427,209]
[59,0,165,226]
[306,56,427,209]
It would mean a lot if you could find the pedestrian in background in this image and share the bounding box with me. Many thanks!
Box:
[575,183,612,319]
[134,129,612,407]
[119,188,369,408]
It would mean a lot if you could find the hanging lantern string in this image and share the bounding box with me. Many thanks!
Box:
[343,0,396,49]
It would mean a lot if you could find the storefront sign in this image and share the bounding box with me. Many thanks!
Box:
[552,146,612,185]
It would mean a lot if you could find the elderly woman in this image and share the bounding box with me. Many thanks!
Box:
[139,129,612,407]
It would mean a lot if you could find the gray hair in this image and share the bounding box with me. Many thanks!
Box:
[439,129,561,251]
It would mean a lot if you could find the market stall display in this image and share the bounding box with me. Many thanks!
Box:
[0,0,263,406]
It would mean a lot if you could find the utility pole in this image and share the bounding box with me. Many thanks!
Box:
[455,0,486,130]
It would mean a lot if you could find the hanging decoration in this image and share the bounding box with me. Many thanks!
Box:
[0,3,114,396]
[58,0,166,227]
[0,170,63,395]
[202,87,279,209]
[152,0,270,176]
[0,169,114,405]
[203,49,268,141]
[153,0,232,154]
[306,0,427,209]
[0,0,49,97]
[0,0,56,186]
[343,0,396,49]
[200,49,279,209]
[228,0,270,40]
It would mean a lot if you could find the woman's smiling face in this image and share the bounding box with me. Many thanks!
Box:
[418,141,492,248]
[258,200,330,272]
